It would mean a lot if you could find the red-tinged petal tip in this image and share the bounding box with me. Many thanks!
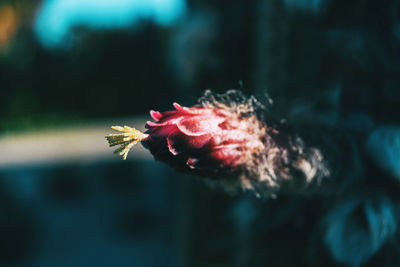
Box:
[145,121,156,129]
[150,110,163,121]
[173,102,182,110]
[172,102,198,114]
[167,135,179,155]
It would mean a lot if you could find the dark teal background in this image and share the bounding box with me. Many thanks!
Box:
[1,0,400,266]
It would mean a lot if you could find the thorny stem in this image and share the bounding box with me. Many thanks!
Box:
[105,126,148,160]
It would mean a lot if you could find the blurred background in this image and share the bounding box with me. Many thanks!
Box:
[1,0,400,266]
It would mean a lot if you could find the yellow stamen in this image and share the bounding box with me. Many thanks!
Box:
[105,125,148,160]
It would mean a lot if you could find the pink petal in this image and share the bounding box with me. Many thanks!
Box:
[147,125,179,138]
[185,134,212,149]
[145,116,182,128]
[150,110,163,121]
[173,102,183,110]
[173,102,193,114]
[173,102,206,115]
[167,134,179,155]
[176,116,224,136]
[167,131,212,151]
[208,147,241,166]
[157,110,181,121]
[145,121,159,128]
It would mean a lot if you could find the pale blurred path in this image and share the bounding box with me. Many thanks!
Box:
[0,117,152,168]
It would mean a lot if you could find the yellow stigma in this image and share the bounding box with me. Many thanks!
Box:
[105,125,148,160]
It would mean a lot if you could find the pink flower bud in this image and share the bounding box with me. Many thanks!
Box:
[143,101,265,175]
[107,90,330,198]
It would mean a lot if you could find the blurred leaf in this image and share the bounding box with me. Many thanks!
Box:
[324,194,397,266]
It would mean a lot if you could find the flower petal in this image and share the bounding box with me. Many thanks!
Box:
[208,146,241,166]
[173,102,208,115]
[167,131,212,151]
[146,125,179,138]
[150,110,163,121]
[173,102,195,114]
[167,134,180,155]
[176,116,224,136]
[145,116,182,128]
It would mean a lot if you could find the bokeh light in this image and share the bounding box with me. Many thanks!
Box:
[34,0,187,48]
[0,5,18,50]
